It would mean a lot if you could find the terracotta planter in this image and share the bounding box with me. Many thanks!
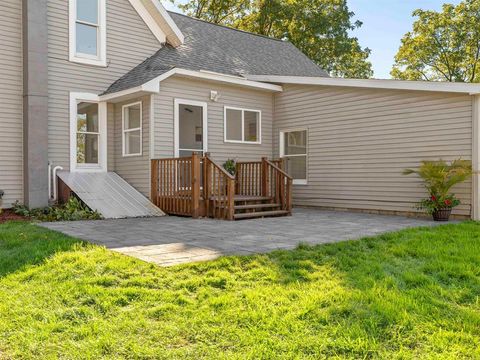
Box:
[432,208,452,221]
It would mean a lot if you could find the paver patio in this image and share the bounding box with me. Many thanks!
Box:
[41,208,443,266]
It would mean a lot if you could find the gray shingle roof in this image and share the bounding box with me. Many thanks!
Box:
[103,11,328,95]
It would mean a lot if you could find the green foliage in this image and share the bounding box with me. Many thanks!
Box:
[1,222,480,358]
[12,197,102,222]
[173,0,373,78]
[403,159,472,213]
[392,0,480,82]
[222,158,236,175]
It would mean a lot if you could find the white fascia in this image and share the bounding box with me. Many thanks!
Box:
[143,68,284,92]
[246,75,480,95]
[128,0,183,46]
[99,68,283,102]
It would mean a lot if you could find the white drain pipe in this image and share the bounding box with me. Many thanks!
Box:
[52,166,63,201]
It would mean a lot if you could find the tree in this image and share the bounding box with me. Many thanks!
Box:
[172,0,373,78]
[391,0,480,82]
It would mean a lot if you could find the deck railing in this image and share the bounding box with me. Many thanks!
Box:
[204,155,236,220]
[151,154,292,219]
[263,159,293,214]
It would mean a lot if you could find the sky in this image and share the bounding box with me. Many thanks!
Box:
[163,0,462,79]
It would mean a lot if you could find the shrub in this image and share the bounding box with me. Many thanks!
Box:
[12,197,102,222]
[403,159,472,214]
[223,159,236,176]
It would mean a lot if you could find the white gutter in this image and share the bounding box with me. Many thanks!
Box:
[246,75,480,95]
[99,68,283,102]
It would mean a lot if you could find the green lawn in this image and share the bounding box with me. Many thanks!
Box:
[0,222,479,359]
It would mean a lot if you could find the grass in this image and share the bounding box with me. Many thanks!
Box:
[0,221,479,359]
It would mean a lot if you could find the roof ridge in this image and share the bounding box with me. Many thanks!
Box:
[167,10,285,43]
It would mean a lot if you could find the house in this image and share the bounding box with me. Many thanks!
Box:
[1,0,480,219]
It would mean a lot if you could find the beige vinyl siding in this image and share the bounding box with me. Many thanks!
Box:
[274,85,473,217]
[113,96,151,197]
[153,76,274,163]
[0,0,23,208]
[47,0,161,170]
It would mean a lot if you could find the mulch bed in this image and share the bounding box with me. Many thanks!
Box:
[0,210,27,224]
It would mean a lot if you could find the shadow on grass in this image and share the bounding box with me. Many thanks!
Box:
[0,221,85,278]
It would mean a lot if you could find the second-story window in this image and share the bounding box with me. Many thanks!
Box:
[69,0,106,66]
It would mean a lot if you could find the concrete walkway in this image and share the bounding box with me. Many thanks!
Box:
[41,208,441,266]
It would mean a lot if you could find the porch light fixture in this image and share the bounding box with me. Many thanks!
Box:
[210,90,221,102]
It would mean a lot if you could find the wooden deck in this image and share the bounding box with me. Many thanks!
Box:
[151,154,292,220]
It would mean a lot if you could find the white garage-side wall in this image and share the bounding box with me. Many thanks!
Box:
[0,0,23,208]
[273,84,473,217]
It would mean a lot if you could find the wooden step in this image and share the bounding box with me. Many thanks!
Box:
[234,203,281,210]
[234,210,290,220]
[234,195,272,202]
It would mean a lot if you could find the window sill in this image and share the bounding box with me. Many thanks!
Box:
[293,180,308,185]
[224,139,261,145]
[122,153,143,158]
[69,55,107,67]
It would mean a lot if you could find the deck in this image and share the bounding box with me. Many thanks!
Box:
[151,154,293,220]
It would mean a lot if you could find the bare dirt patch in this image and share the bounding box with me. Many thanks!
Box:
[0,210,27,224]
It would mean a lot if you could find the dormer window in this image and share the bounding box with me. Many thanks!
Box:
[69,0,106,66]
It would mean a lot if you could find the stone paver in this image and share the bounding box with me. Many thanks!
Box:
[40,208,444,266]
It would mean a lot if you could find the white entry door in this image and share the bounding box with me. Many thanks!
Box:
[174,99,208,157]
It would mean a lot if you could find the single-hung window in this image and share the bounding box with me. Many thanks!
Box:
[122,102,142,156]
[69,0,106,66]
[280,129,308,185]
[224,107,261,144]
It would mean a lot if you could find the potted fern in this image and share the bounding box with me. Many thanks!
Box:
[403,159,472,221]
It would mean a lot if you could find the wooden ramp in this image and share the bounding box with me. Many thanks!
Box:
[57,171,165,219]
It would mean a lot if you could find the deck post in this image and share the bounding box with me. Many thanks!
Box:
[151,160,158,205]
[261,157,268,197]
[204,154,211,217]
[227,179,235,220]
[286,178,293,215]
[191,152,200,218]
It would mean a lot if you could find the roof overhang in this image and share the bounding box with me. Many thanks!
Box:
[100,68,283,102]
[246,75,480,95]
[128,0,184,47]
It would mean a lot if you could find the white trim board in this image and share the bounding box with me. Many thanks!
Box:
[473,95,480,220]
[100,68,283,102]
[246,75,480,95]
[128,0,183,46]
[174,98,208,157]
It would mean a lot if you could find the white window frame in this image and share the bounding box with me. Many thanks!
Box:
[174,98,208,157]
[279,128,308,185]
[69,0,107,67]
[224,106,262,144]
[122,101,143,157]
[70,92,107,172]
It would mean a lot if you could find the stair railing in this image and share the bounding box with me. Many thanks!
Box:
[262,158,293,215]
[204,155,236,220]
